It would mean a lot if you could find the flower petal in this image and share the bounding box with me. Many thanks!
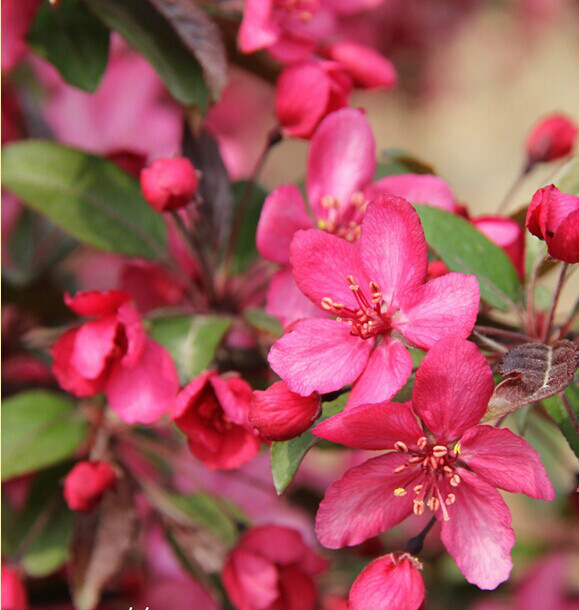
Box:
[397,273,480,350]
[306,108,375,217]
[313,400,422,450]
[269,318,372,396]
[412,337,493,443]
[105,339,179,424]
[278,564,318,610]
[367,174,457,211]
[71,316,118,379]
[549,208,579,264]
[459,425,554,500]
[290,228,368,311]
[360,196,428,307]
[256,185,312,264]
[440,469,515,590]
[64,290,130,317]
[315,453,421,548]
[346,339,413,408]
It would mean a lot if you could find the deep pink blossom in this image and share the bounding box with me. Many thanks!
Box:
[349,552,425,610]
[51,290,179,424]
[526,185,579,264]
[140,157,199,212]
[268,196,480,408]
[250,381,321,441]
[1,564,28,610]
[63,461,117,513]
[172,371,261,470]
[1,0,40,73]
[526,114,577,165]
[472,216,525,278]
[275,61,351,139]
[222,524,327,610]
[313,337,554,589]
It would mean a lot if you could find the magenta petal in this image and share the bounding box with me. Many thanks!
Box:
[346,339,413,409]
[290,228,368,311]
[549,208,579,263]
[440,469,515,590]
[238,0,279,54]
[64,289,130,317]
[269,318,372,396]
[412,338,493,443]
[360,196,428,306]
[105,339,179,424]
[227,548,279,609]
[256,185,312,264]
[315,453,421,548]
[349,554,425,610]
[71,317,118,379]
[313,401,422,450]
[459,425,555,500]
[398,273,480,350]
[306,108,375,217]
[367,174,457,212]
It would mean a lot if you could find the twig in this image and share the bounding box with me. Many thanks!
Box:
[474,325,531,342]
[403,516,436,555]
[542,263,569,343]
[496,164,531,215]
[561,392,579,440]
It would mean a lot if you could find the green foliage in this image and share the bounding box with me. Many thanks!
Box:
[243,308,283,338]
[231,181,268,273]
[543,382,579,459]
[554,156,579,196]
[1,141,168,260]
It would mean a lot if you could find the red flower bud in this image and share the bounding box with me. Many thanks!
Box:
[1,565,28,610]
[63,461,117,513]
[275,61,351,139]
[526,185,579,264]
[526,114,577,165]
[250,381,321,441]
[140,157,199,212]
[349,553,425,610]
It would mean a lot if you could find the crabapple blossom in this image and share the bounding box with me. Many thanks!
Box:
[268,196,480,407]
[222,524,327,610]
[51,290,179,424]
[349,553,425,610]
[313,337,554,589]
[140,157,199,212]
[1,564,28,610]
[526,185,579,264]
[172,371,261,470]
[63,461,117,513]
[526,114,578,165]
[250,381,321,440]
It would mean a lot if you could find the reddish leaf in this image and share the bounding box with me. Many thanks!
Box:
[69,478,137,610]
[485,340,579,419]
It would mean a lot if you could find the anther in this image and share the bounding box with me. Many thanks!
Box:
[394,441,408,453]
[443,465,454,474]
[427,497,440,512]
[393,487,407,497]
[450,474,461,487]
[321,297,333,311]
[413,501,425,516]
[393,465,407,474]
[453,442,461,455]
[408,456,423,464]
[432,445,448,458]
[429,455,439,469]
[417,437,427,450]
[445,493,456,506]
[413,484,423,494]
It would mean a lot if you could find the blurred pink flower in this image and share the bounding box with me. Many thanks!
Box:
[472,216,525,278]
[63,461,117,513]
[526,114,577,166]
[140,157,199,212]
[1,0,40,73]
[1,564,28,610]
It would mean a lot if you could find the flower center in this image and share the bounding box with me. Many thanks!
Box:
[317,191,367,242]
[275,0,319,22]
[391,437,461,521]
[198,393,233,432]
[321,276,395,340]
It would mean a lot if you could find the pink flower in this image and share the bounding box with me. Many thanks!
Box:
[1,0,40,73]
[250,381,321,441]
[140,157,199,212]
[172,371,261,470]
[472,216,525,278]
[313,337,554,589]
[268,196,480,408]
[322,41,397,89]
[1,564,28,610]
[526,185,579,264]
[51,290,179,424]
[63,461,117,513]
[275,61,351,139]
[222,524,327,610]
[526,114,577,165]
[349,553,425,610]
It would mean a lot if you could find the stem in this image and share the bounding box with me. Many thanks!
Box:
[223,128,282,278]
[496,163,531,215]
[525,253,543,338]
[473,331,508,354]
[474,325,531,342]
[561,392,579,440]
[542,263,569,343]
[403,516,436,555]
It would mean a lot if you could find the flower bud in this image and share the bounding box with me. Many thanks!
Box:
[63,461,117,513]
[526,185,579,263]
[140,157,199,212]
[275,61,351,139]
[349,553,425,610]
[323,42,397,90]
[250,381,321,441]
[1,564,28,610]
[526,114,577,165]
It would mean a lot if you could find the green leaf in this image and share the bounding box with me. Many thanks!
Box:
[85,0,208,109]
[415,205,521,311]
[231,181,267,273]
[271,393,348,494]
[1,391,87,481]
[543,383,579,459]
[150,314,232,384]
[27,0,109,92]
[243,308,283,338]
[554,156,579,196]
[1,140,167,260]
[525,231,547,279]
